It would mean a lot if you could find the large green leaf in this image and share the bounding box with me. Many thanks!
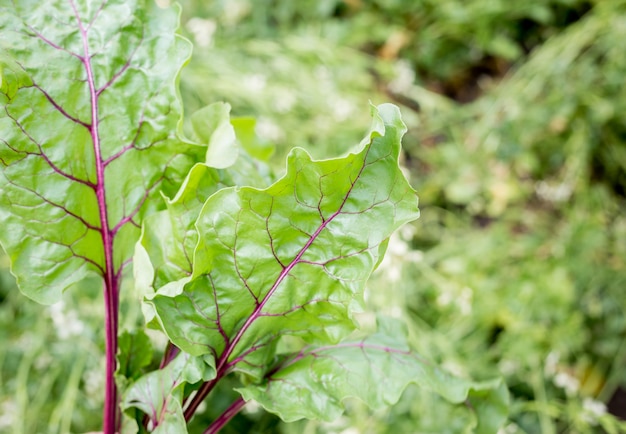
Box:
[0,0,201,303]
[146,103,420,379]
[238,317,509,432]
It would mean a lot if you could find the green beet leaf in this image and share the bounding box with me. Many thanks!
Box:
[146,103,420,380]
[238,317,509,432]
[0,0,202,303]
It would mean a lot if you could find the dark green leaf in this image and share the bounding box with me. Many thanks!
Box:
[117,329,153,383]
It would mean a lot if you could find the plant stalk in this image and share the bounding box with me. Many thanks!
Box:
[103,277,120,434]
[204,397,246,434]
[185,378,218,421]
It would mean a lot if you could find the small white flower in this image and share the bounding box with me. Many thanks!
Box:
[377,233,409,282]
[331,97,355,121]
[272,88,297,113]
[582,397,607,425]
[386,263,402,282]
[400,224,416,239]
[407,250,424,263]
[389,59,415,94]
[48,300,84,340]
[243,399,261,414]
[0,400,16,429]
[436,289,454,307]
[242,74,267,93]
[83,365,105,399]
[388,233,409,256]
[222,0,251,26]
[498,359,519,375]
[442,360,465,377]
[497,423,520,434]
[553,371,579,395]
[544,351,560,376]
[314,66,332,83]
[34,352,53,370]
[535,181,573,203]
[389,306,403,318]
[458,286,473,315]
[255,118,284,142]
[186,18,217,48]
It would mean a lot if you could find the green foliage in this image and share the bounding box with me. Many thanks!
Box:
[3,0,626,432]
[174,0,626,432]
[126,103,509,432]
[239,317,508,433]
[0,1,508,432]
[0,0,200,304]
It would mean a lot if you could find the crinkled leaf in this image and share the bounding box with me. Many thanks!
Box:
[0,0,201,303]
[122,351,214,434]
[190,102,238,169]
[238,317,509,431]
[148,103,419,379]
[135,152,271,327]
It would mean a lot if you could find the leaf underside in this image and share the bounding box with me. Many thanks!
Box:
[238,317,510,432]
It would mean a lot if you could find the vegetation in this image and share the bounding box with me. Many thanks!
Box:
[2,0,626,433]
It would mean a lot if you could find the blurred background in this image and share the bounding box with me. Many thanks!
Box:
[2,0,626,432]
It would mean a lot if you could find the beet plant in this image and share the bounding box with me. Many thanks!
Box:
[0,0,508,432]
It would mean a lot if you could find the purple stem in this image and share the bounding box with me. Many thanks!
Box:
[184,379,217,421]
[203,397,246,434]
[70,1,119,432]
[160,342,180,369]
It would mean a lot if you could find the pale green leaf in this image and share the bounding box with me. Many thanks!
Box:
[147,103,420,379]
[0,0,202,303]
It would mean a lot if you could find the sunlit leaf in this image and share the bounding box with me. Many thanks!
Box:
[0,0,202,303]
[145,103,420,381]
